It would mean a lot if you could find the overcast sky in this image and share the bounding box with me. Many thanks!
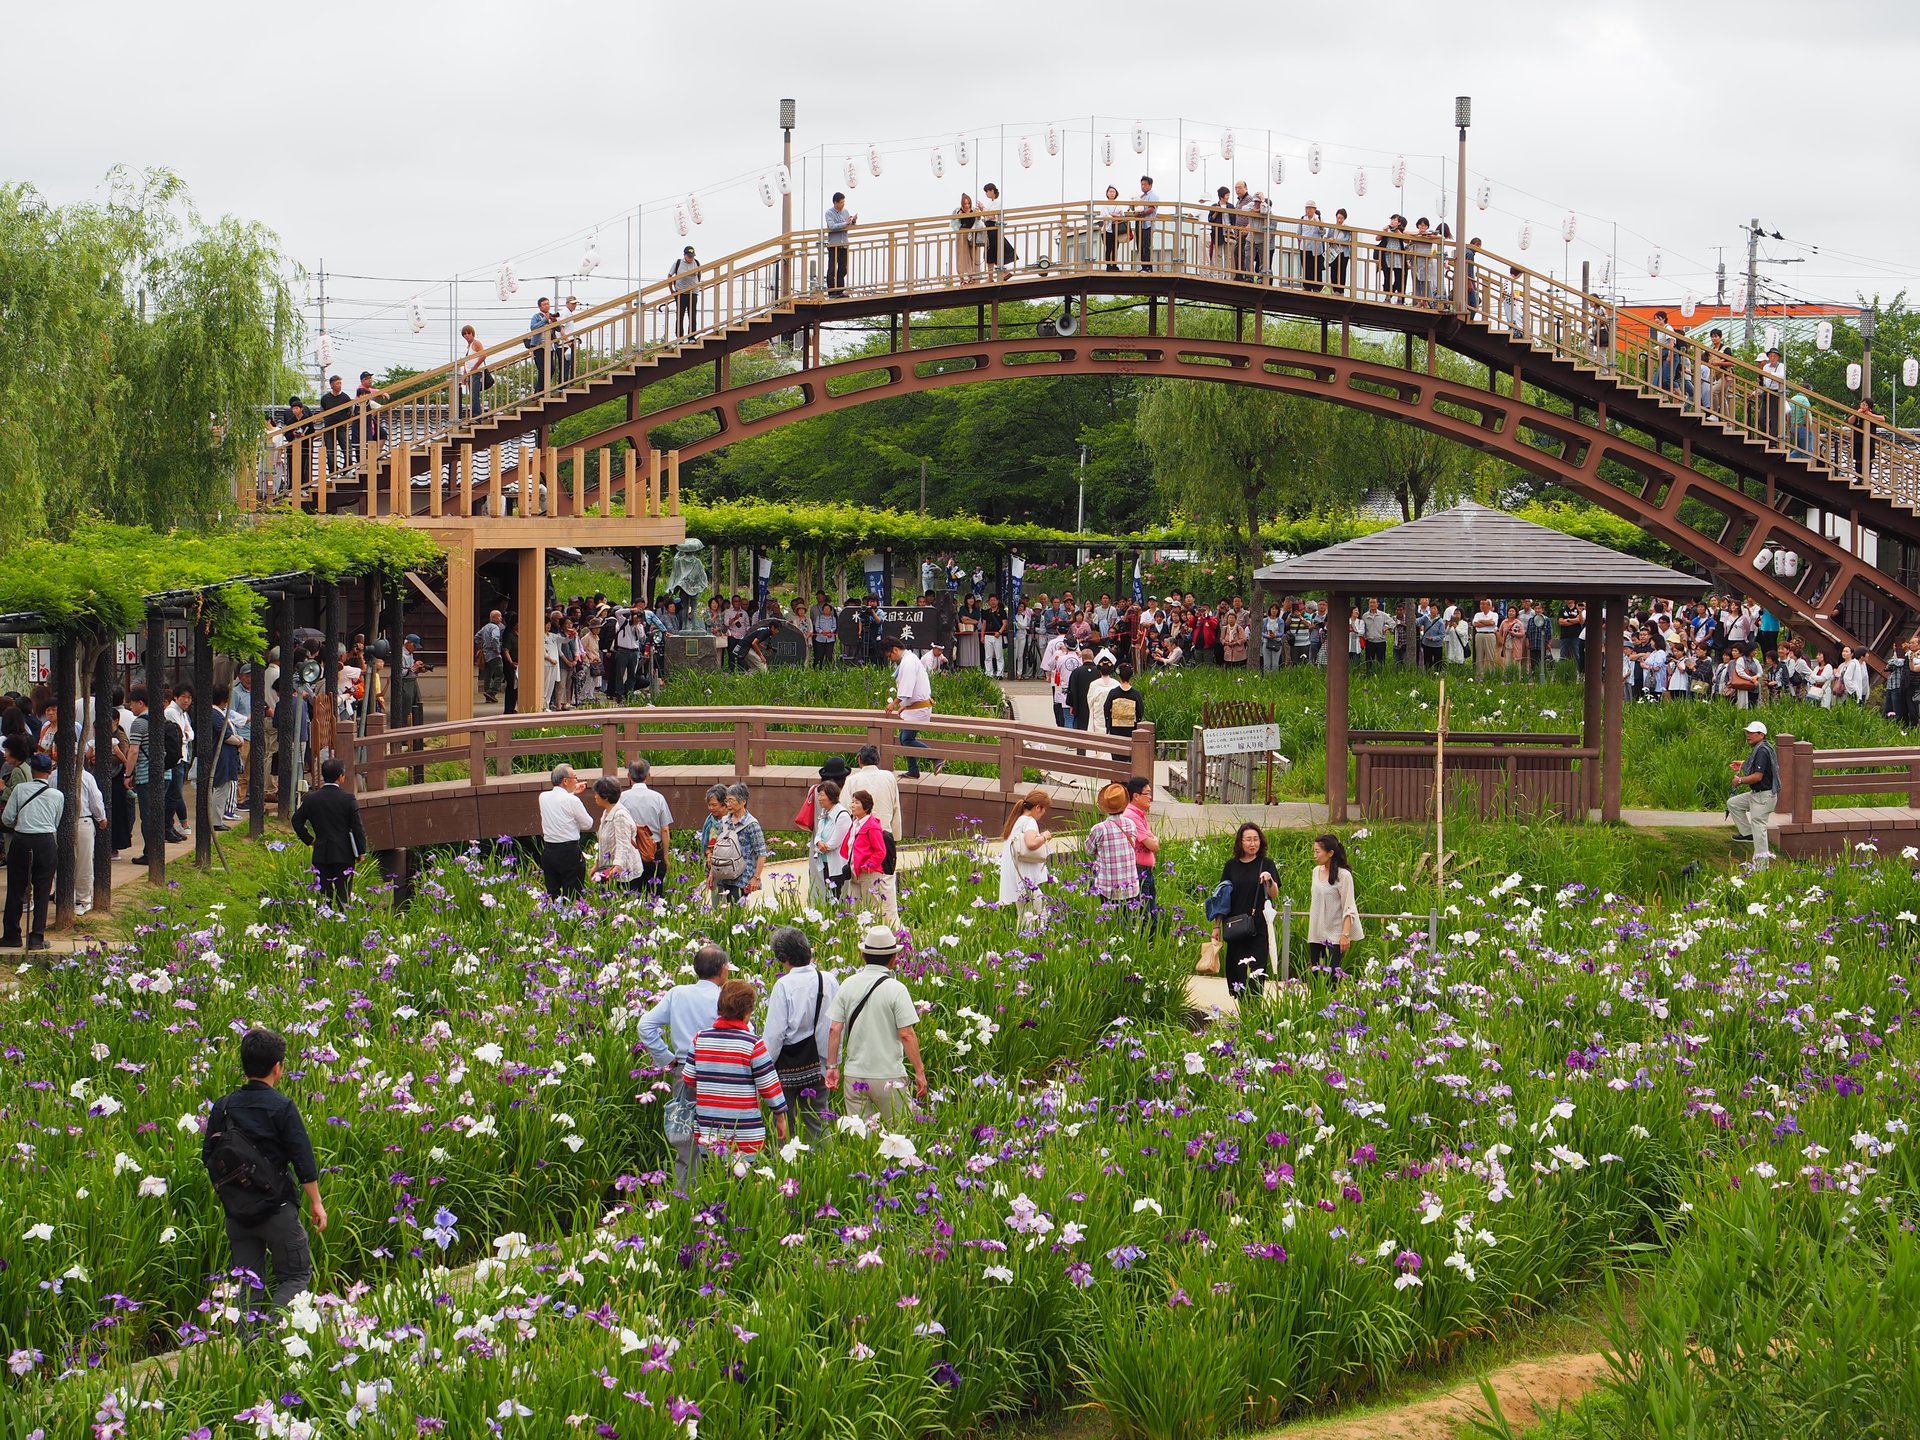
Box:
[9,0,1917,380]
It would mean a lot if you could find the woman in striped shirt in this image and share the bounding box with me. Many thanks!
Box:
[683,979,788,1157]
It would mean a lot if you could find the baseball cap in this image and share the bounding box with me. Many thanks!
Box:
[28,752,54,772]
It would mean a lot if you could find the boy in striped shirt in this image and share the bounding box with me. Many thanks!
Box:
[683,979,788,1158]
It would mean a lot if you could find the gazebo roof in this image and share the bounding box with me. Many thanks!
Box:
[1254,502,1708,596]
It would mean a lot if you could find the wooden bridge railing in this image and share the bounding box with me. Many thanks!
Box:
[1774,733,1920,822]
[244,202,1920,524]
[344,705,1155,802]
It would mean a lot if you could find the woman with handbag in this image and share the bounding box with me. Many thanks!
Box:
[840,789,895,926]
[997,788,1054,927]
[1212,822,1280,994]
[1306,833,1363,985]
[952,193,981,283]
[590,778,648,888]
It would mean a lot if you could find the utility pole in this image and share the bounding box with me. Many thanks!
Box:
[1742,217,1761,352]
[1452,97,1472,319]
[1714,249,1726,307]
[315,258,329,394]
[779,99,796,300]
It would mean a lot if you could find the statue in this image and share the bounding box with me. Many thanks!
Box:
[666,539,712,633]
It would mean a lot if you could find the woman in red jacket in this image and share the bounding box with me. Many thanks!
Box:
[840,788,892,922]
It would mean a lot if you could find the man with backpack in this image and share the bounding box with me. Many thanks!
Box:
[823,926,928,1121]
[706,782,767,904]
[201,1028,325,1328]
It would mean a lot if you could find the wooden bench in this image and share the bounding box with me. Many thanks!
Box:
[1350,730,1594,821]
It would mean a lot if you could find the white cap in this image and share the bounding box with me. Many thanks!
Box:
[1745,719,1768,735]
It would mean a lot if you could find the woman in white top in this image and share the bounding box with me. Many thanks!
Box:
[952,193,981,283]
[459,324,489,417]
[591,778,647,887]
[978,183,1006,277]
[1348,605,1364,658]
[1306,832,1363,984]
[997,787,1053,925]
[1838,645,1870,705]
[1444,615,1469,666]
[1806,651,1835,708]
[811,778,853,903]
[1099,185,1129,272]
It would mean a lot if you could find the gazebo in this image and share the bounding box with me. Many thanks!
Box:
[1254,502,1710,824]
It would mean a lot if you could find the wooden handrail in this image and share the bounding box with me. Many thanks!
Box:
[246,201,1920,520]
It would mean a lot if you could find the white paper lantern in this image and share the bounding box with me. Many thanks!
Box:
[1560,211,1578,244]
[1391,155,1406,188]
[1271,155,1285,187]
[1353,167,1368,196]
[1131,122,1147,155]
[1308,142,1323,174]
[842,158,859,189]
[674,206,689,237]
[1019,135,1034,170]
[315,331,333,369]
[1045,124,1059,157]
[1648,250,1662,278]
[496,263,518,300]
[407,298,428,334]
[756,173,775,206]
[1906,356,1919,388]
[1730,279,1748,313]
[867,144,883,178]
[1681,292,1698,319]
[1220,128,1235,160]
[580,231,601,273]
[1763,324,1782,351]
[930,148,945,179]
[1815,320,1834,351]
[1475,183,1491,211]
[774,164,792,195]
[1753,547,1773,571]
[1848,361,1864,391]
[956,132,970,167]
[1518,222,1531,250]
[1185,139,1200,173]
[687,192,705,225]
[1101,134,1114,167]
[1599,259,1613,288]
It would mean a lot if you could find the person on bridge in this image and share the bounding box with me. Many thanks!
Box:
[670,247,700,338]
[537,763,594,898]
[1727,720,1779,870]
[824,192,857,297]
[317,374,354,475]
[882,637,935,778]
[459,326,489,418]
[290,757,365,907]
[1132,177,1160,273]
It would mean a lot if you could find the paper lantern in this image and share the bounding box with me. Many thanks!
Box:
[1391,155,1406,188]
[1599,259,1613,288]
[406,298,428,334]
[1019,135,1034,170]
[930,148,945,179]
[1308,141,1322,174]
[1220,128,1235,160]
[1681,292,1697,319]
[315,331,333,369]
[956,132,970,167]
[496,263,518,300]
[1753,547,1773,571]
[1763,324,1782,351]
[756,173,775,206]
[1848,361,1864,391]
[1271,155,1285,187]
[1045,124,1059,157]
[1353,167,1368,196]
[1730,279,1748,313]
[868,144,883,178]
[1131,122,1147,155]
[1815,320,1833,351]
[1906,356,1920,388]
[1475,183,1491,211]
[1518,222,1531,250]
[687,192,705,225]
[674,206,689,237]
[1648,250,1662,278]
[1101,134,1114,167]
[580,231,601,273]
[1185,139,1200,173]
[1561,211,1578,244]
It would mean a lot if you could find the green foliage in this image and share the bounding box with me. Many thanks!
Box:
[682,498,1185,558]
[549,563,633,604]
[1779,294,1918,429]
[0,170,298,543]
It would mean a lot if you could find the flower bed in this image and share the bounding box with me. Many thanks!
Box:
[4,832,1919,1437]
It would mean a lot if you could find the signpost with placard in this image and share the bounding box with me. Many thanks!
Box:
[840,599,955,658]
[1194,700,1284,804]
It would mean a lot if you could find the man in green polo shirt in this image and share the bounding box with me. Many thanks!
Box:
[823,926,928,1121]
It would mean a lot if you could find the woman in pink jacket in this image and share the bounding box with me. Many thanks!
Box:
[840,788,892,920]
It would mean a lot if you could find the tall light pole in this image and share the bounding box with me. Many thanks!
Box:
[779,98,797,298]
[1452,97,1471,319]
[1860,304,1877,405]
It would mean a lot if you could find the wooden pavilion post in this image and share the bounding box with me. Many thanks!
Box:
[1581,595,1605,815]
[1600,597,1624,823]
[143,606,168,883]
[91,646,116,914]
[1325,588,1350,822]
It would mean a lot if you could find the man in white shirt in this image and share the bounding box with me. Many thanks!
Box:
[1133,176,1161,273]
[1760,346,1786,438]
[618,758,674,891]
[73,744,109,915]
[537,764,594,898]
[761,927,840,1136]
[882,637,935,779]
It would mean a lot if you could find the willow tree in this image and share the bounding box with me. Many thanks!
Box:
[0,168,298,544]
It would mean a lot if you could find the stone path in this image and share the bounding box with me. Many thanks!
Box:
[1260,1348,1611,1439]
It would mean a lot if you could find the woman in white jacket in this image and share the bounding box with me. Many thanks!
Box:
[1806,651,1835,708]
[1838,645,1870,705]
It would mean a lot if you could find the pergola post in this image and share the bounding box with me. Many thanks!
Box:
[1325,588,1350,822]
[1582,595,1605,815]
[1600,598,1624,823]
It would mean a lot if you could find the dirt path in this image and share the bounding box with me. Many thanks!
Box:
[1267,1349,1611,1439]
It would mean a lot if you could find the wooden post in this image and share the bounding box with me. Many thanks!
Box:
[517,546,546,713]
[1129,721,1156,785]
[459,447,474,518]
[192,619,214,869]
[1434,678,1447,899]
[92,646,117,913]
[1600,599,1624,823]
[1581,597,1604,814]
[247,645,268,840]
[1325,589,1350,822]
[570,444,585,517]
[645,449,661,518]
[667,449,681,516]
[488,445,503,518]
[275,595,297,824]
[51,639,77,930]
[443,533,476,724]
[144,607,168,883]
[428,442,444,517]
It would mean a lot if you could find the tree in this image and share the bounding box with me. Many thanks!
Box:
[0,169,298,544]
[1326,409,1477,520]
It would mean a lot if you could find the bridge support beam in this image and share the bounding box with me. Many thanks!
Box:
[1582,596,1605,814]
[1600,599,1624,823]
[1326,589,1350,823]
[441,532,476,724]
[517,545,546,714]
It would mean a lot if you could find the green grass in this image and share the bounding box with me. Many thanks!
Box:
[1134,662,1914,810]
[549,562,632,604]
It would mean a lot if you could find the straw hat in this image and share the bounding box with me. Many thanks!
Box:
[1096,781,1129,815]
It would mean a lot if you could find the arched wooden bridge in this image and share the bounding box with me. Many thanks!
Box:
[253,201,1920,682]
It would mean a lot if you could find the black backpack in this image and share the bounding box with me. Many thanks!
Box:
[881,830,898,876]
[202,1105,286,1226]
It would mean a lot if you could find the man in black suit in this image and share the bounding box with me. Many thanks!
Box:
[291,758,366,905]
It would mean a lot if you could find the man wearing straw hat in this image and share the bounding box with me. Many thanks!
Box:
[1084,781,1142,907]
[824,926,927,1122]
